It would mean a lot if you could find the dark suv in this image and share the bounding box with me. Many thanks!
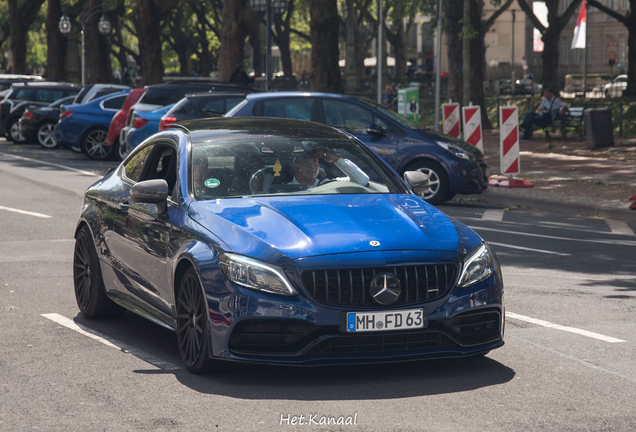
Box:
[159,92,249,130]
[0,81,81,143]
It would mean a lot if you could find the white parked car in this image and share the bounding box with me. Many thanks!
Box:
[603,75,628,98]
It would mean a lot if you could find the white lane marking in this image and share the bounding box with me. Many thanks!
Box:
[469,225,636,247]
[482,210,504,221]
[0,152,99,177]
[488,241,571,256]
[509,335,636,384]
[0,205,52,219]
[606,219,635,236]
[506,311,626,343]
[42,313,181,370]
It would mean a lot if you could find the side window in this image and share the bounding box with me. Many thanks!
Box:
[139,145,178,196]
[36,89,64,102]
[260,98,314,121]
[226,97,245,112]
[124,145,153,182]
[322,99,373,134]
[200,99,225,117]
[103,95,126,110]
[14,89,35,100]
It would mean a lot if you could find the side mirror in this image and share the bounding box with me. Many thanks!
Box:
[366,123,385,137]
[130,179,169,213]
[403,171,430,197]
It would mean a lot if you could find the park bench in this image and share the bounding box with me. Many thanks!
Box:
[542,106,585,142]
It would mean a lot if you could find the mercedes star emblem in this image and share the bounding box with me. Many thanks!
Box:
[369,272,401,305]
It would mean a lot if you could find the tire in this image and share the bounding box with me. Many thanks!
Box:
[404,160,450,205]
[176,268,215,374]
[113,137,128,161]
[36,122,59,149]
[73,225,125,319]
[8,119,27,143]
[81,128,113,160]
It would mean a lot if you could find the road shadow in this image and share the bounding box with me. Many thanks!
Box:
[73,312,515,401]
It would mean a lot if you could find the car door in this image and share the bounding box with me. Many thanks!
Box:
[319,98,398,167]
[112,142,179,317]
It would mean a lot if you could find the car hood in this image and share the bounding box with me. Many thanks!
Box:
[188,194,459,264]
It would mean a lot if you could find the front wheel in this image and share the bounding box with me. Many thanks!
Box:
[37,122,59,149]
[176,268,214,374]
[8,119,27,143]
[73,226,125,318]
[404,160,450,205]
[81,128,113,160]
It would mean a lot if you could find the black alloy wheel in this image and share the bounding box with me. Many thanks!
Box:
[176,268,214,374]
[81,128,113,160]
[8,119,27,143]
[73,226,125,318]
[404,160,450,205]
[37,122,59,149]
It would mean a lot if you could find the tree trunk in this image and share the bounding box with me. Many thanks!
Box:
[218,0,251,81]
[273,0,294,77]
[8,0,27,74]
[626,22,636,95]
[85,0,111,84]
[344,0,360,92]
[136,0,165,85]
[392,23,407,84]
[541,28,560,93]
[249,15,262,76]
[470,0,493,129]
[46,0,66,80]
[445,1,463,103]
[462,0,471,106]
[310,0,343,93]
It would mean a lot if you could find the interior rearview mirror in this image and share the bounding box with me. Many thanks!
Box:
[403,171,430,197]
[130,179,169,213]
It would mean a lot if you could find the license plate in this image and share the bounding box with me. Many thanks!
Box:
[346,308,426,333]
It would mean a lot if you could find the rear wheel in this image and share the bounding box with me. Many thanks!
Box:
[176,268,214,374]
[8,119,27,143]
[81,128,113,160]
[73,226,125,318]
[404,160,450,205]
[37,122,59,149]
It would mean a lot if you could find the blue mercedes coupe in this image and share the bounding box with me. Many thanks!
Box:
[74,117,504,373]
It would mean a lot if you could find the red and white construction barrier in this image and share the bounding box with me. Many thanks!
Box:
[442,101,460,138]
[629,193,636,210]
[489,104,534,188]
[462,103,483,152]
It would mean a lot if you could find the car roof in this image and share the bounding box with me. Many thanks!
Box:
[179,117,352,143]
[11,81,80,88]
[184,92,251,98]
[243,91,351,101]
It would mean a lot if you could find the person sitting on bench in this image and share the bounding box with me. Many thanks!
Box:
[520,89,567,140]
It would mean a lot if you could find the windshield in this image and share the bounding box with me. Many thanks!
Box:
[355,97,419,130]
[191,137,404,200]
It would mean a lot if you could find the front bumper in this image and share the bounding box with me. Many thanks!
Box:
[203,251,504,365]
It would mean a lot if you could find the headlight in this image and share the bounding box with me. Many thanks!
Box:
[435,140,472,160]
[457,243,495,288]
[219,253,297,296]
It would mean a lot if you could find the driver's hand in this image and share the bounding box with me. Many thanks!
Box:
[315,150,339,163]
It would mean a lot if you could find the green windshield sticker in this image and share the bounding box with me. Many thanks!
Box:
[205,178,220,188]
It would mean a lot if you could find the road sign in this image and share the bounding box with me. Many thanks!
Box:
[608,51,617,60]
[607,36,618,48]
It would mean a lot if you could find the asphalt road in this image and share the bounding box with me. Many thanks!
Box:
[1,140,635,431]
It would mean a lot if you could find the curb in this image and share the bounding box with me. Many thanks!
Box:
[452,188,636,224]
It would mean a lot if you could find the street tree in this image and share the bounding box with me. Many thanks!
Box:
[517,0,584,93]
[218,0,253,81]
[587,0,636,95]
[46,0,67,80]
[6,0,46,75]
[310,0,343,92]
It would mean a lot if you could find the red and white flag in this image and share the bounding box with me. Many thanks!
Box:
[571,0,586,49]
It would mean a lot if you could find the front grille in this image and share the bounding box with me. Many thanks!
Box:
[307,329,452,355]
[301,264,456,308]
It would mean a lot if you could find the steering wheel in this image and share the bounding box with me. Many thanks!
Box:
[249,166,273,194]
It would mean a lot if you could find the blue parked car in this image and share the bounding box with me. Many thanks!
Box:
[226,92,488,204]
[124,104,173,152]
[73,117,504,373]
[55,89,130,160]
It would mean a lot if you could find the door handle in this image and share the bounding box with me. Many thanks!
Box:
[118,200,129,211]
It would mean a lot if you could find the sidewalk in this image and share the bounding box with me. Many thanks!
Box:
[450,130,636,223]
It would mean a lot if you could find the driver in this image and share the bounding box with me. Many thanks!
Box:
[289,150,369,189]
